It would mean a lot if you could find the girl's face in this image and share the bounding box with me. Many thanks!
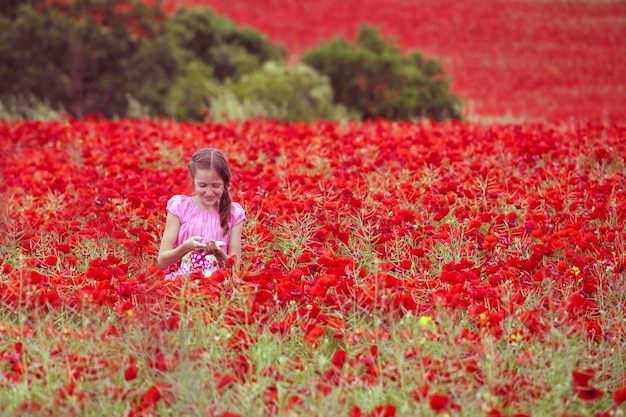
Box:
[192,168,225,211]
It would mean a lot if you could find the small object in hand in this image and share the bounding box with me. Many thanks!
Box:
[203,241,226,254]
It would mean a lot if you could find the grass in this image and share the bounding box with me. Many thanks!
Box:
[1,289,623,416]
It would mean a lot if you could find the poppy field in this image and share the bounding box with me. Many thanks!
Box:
[1,117,625,416]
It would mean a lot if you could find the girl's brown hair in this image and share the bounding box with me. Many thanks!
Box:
[188,148,233,235]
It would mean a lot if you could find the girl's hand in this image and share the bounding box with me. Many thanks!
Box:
[185,236,207,252]
[204,240,226,256]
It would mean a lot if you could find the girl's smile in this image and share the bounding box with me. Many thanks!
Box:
[192,168,224,211]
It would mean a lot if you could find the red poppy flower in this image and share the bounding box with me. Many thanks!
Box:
[44,255,58,266]
[331,349,347,369]
[124,364,138,381]
[572,368,595,388]
[304,324,325,347]
[215,373,238,393]
[576,386,604,401]
[139,384,161,407]
[429,393,451,413]
[368,404,396,417]
[613,386,626,406]
[349,406,365,417]
[219,412,242,417]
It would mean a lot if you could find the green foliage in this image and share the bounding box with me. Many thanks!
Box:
[302,24,463,121]
[0,0,40,19]
[0,3,464,122]
[164,7,285,83]
[122,34,185,117]
[0,0,179,119]
[166,58,218,121]
[220,61,353,122]
[0,95,65,121]
[206,86,267,122]
[0,1,290,120]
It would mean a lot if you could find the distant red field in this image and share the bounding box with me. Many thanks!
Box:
[158,0,626,123]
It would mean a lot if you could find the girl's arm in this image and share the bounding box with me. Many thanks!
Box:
[158,212,204,268]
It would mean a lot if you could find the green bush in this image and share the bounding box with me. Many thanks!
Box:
[204,86,269,122]
[0,0,180,119]
[164,8,285,83]
[0,1,288,120]
[166,58,218,121]
[215,61,353,122]
[301,24,463,121]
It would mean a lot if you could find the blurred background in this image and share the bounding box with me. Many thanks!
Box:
[2,0,625,123]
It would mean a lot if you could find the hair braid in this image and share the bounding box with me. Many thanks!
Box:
[220,188,232,235]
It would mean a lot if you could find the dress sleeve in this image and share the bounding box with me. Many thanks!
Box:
[166,195,184,219]
[230,202,246,228]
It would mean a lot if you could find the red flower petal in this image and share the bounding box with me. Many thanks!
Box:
[140,384,161,406]
[572,368,595,387]
[613,386,626,405]
[331,349,347,369]
[368,404,396,417]
[124,364,138,381]
[576,386,603,401]
[429,393,450,413]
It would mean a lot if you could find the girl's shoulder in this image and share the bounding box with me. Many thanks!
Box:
[229,201,246,224]
[167,194,194,215]
[230,201,245,212]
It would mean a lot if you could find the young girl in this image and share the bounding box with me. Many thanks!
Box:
[158,148,246,280]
